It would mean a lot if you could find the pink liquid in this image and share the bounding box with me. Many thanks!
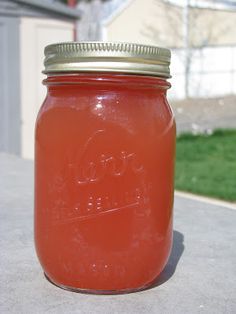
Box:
[35,74,176,292]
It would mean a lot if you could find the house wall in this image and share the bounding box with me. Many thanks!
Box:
[20,18,74,159]
[105,0,236,99]
[0,16,21,155]
[189,7,236,47]
[105,0,183,48]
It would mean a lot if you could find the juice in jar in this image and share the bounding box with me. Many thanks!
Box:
[35,42,175,293]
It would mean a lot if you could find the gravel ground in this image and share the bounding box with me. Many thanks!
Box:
[170,95,236,134]
[1,153,236,314]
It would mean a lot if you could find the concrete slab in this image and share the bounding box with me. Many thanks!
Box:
[0,153,235,314]
[171,95,236,134]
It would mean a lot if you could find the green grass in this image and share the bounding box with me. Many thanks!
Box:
[175,129,236,202]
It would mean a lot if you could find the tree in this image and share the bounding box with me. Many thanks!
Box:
[143,0,235,98]
[76,0,122,41]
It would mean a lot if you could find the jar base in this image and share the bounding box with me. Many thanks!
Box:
[44,272,156,295]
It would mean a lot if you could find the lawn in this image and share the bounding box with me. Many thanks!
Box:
[175,129,236,202]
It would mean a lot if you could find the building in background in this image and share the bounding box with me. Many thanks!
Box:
[1,0,236,158]
[0,0,80,159]
[77,0,236,100]
[76,0,128,40]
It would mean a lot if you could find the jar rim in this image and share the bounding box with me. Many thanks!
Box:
[43,42,171,78]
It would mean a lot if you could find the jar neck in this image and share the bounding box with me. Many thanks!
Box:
[43,73,171,91]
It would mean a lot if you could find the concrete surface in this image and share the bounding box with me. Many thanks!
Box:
[171,95,236,134]
[0,153,236,314]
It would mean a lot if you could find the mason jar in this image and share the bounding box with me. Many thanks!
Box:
[35,42,176,294]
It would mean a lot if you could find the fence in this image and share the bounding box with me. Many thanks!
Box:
[169,45,236,99]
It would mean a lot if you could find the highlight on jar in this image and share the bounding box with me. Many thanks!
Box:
[34,41,176,294]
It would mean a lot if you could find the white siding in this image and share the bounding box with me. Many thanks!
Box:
[20,18,74,159]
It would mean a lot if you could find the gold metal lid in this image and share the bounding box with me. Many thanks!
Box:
[43,42,171,78]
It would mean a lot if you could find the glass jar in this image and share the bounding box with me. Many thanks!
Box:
[35,42,176,294]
